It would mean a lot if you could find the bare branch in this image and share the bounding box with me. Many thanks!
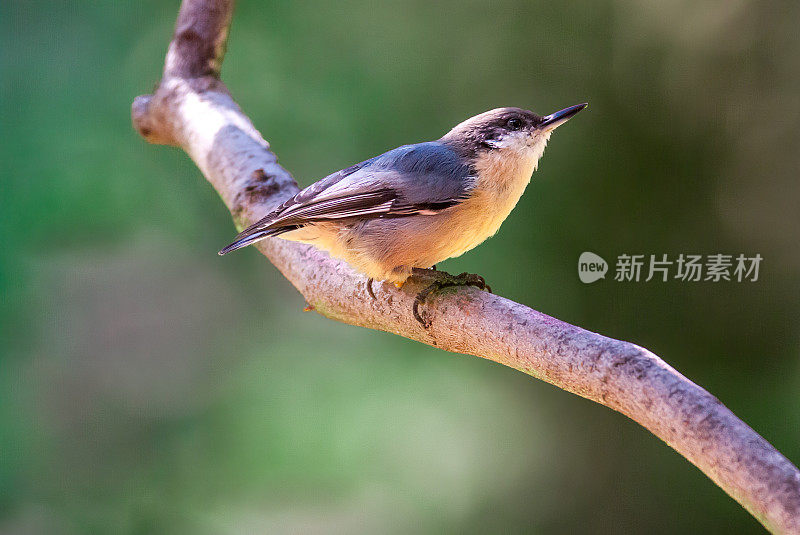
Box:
[132,1,800,532]
[164,0,232,79]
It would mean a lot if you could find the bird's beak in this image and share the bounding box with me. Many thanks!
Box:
[537,103,588,131]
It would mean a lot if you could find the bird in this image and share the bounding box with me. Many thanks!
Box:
[220,103,587,325]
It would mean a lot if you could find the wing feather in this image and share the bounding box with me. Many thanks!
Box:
[220,142,474,254]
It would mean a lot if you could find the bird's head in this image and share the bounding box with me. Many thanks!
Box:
[441,103,587,164]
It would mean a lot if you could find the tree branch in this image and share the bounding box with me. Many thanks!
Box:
[131,1,800,532]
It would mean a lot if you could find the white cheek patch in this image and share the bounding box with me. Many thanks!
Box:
[486,131,530,150]
[484,132,552,174]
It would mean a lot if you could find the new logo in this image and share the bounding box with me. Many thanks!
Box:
[578,252,608,283]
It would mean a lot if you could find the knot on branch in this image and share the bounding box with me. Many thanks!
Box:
[132,94,177,146]
[230,168,292,227]
[132,77,227,146]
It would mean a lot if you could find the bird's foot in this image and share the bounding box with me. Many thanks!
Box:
[410,268,492,327]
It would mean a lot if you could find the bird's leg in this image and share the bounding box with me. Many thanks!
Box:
[410,268,492,327]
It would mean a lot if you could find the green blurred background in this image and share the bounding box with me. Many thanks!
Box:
[2,0,799,533]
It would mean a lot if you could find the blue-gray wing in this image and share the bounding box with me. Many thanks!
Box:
[219,142,474,254]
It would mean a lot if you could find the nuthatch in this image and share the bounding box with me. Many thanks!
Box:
[220,103,587,324]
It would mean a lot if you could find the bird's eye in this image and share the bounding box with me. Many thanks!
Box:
[507,117,523,130]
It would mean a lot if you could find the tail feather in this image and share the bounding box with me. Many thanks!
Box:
[218,226,294,255]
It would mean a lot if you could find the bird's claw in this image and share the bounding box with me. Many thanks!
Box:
[410,268,492,327]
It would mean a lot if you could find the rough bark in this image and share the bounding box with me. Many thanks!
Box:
[131,0,800,532]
